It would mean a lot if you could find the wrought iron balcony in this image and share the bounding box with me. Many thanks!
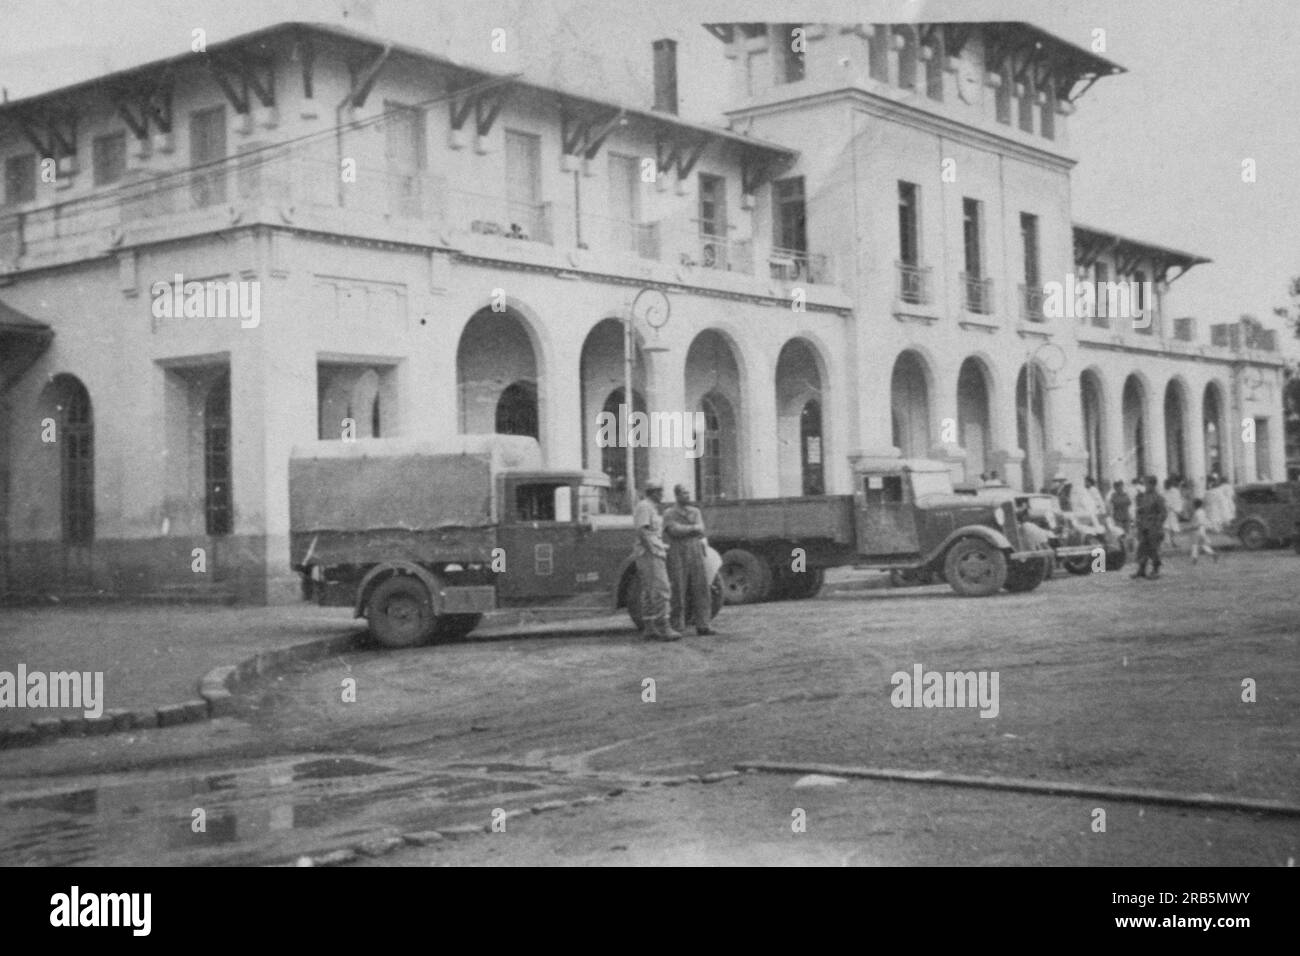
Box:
[896,262,931,305]
[684,228,752,274]
[769,246,831,284]
[599,215,660,260]
[1019,283,1046,322]
[962,273,994,315]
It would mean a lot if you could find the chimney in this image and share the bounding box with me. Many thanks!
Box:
[653,39,678,114]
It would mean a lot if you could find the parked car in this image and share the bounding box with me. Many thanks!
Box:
[954,483,1126,574]
[1232,481,1300,550]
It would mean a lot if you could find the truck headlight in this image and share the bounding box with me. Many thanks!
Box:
[993,505,1006,526]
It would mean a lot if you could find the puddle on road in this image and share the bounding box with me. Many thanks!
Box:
[0,754,570,866]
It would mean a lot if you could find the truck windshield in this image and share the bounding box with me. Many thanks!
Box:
[577,484,612,518]
[515,483,572,522]
[910,472,954,498]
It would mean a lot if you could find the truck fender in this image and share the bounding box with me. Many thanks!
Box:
[613,546,723,608]
[353,561,443,618]
[923,525,1013,567]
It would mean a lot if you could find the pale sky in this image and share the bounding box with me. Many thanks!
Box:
[2,0,1295,355]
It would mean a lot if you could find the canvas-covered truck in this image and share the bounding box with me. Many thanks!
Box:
[704,458,1095,603]
[289,435,722,648]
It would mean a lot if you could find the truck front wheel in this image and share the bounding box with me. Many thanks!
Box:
[943,539,1008,597]
[366,576,435,648]
[720,549,773,604]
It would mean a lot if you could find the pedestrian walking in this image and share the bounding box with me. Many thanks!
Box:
[632,480,680,641]
[1109,480,1133,553]
[1132,475,1167,579]
[1187,498,1219,565]
[1161,477,1183,551]
[1084,475,1106,520]
[663,483,716,636]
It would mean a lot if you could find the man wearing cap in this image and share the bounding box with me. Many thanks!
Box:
[663,483,716,636]
[632,480,680,640]
[1132,475,1167,580]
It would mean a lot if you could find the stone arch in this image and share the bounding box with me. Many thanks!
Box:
[891,348,934,460]
[457,305,542,445]
[956,355,995,481]
[36,373,95,544]
[775,336,828,495]
[1121,372,1151,482]
[1016,361,1052,491]
[686,329,745,500]
[1164,376,1191,481]
[1079,367,1108,486]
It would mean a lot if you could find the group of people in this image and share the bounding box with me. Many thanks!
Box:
[632,481,718,641]
[1059,471,1237,579]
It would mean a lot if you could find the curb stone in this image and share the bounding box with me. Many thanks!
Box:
[0,630,368,750]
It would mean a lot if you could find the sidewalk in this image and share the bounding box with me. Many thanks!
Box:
[0,603,362,732]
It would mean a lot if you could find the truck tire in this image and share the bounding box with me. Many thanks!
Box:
[1003,556,1049,593]
[1238,520,1268,550]
[778,567,824,599]
[943,538,1008,597]
[720,549,773,604]
[433,614,482,642]
[366,575,435,648]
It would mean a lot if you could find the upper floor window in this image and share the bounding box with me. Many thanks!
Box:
[776,24,806,84]
[773,176,806,252]
[189,106,227,207]
[698,173,727,238]
[4,153,36,205]
[962,198,983,277]
[1017,80,1035,133]
[898,181,920,265]
[995,71,1012,125]
[93,133,127,186]
[1020,213,1040,287]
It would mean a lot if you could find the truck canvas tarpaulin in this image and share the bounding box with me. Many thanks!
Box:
[289,435,542,567]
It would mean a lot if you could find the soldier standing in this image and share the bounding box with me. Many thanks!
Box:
[632,480,680,641]
[1132,475,1168,580]
[663,483,716,636]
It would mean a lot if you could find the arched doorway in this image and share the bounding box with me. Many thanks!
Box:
[1203,382,1226,480]
[457,306,540,444]
[1164,380,1188,480]
[580,318,646,491]
[39,374,95,545]
[495,380,538,438]
[685,330,743,500]
[599,386,649,497]
[1016,363,1049,491]
[957,357,993,481]
[1122,375,1148,481]
[1080,370,1106,486]
[695,391,738,501]
[891,350,931,459]
[775,338,825,495]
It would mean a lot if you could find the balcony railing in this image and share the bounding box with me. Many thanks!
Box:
[690,230,752,274]
[962,273,994,315]
[600,216,660,260]
[1019,283,1045,322]
[897,262,931,305]
[769,246,831,284]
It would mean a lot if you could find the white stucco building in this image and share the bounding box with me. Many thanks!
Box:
[0,19,1285,602]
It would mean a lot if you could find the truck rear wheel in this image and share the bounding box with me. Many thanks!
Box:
[777,567,824,599]
[943,538,1008,597]
[720,549,773,604]
[366,576,435,648]
[1003,556,1049,593]
[433,614,482,642]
